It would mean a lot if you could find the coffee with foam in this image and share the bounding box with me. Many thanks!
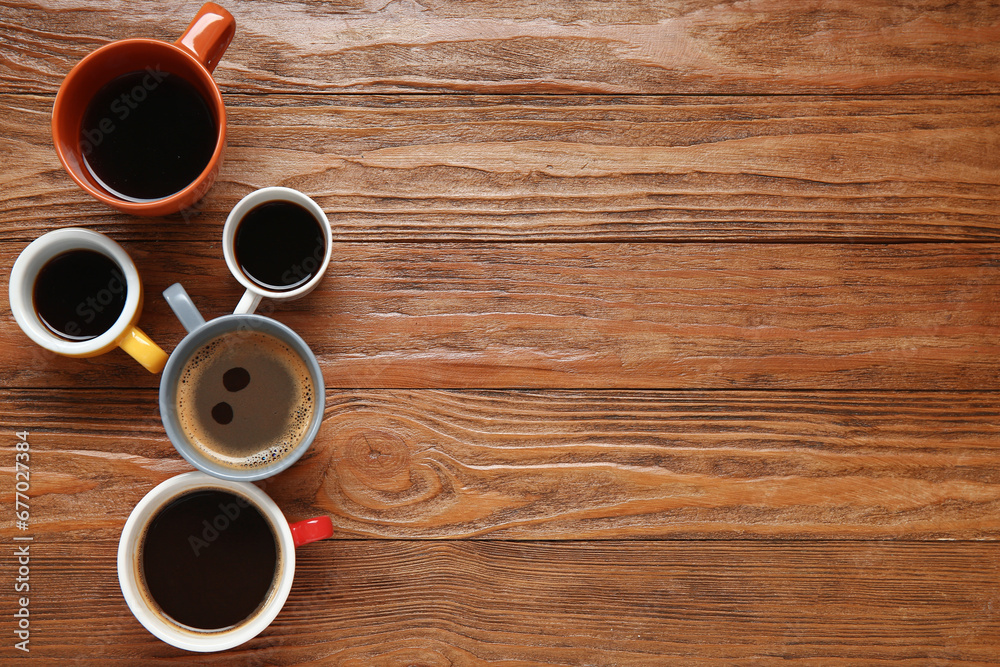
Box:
[175,330,315,470]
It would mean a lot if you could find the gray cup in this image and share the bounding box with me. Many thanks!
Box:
[159,283,325,481]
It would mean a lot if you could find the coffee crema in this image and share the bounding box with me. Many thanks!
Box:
[32,249,127,341]
[175,330,315,470]
[138,489,279,631]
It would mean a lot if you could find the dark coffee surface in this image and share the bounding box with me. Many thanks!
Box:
[33,249,126,340]
[235,200,326,291]
[80,69,216,201]
[140,489,278,631]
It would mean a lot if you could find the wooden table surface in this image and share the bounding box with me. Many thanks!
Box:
[2,1,1000,663]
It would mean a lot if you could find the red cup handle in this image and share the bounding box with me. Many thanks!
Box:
[290,516,334,547]
[175,2,235,72]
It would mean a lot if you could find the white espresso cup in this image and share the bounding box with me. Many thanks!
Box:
[118,471,333,652]
[8,228,167,373]
[222,187,332,315]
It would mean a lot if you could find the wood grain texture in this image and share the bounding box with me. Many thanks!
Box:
[2,0,1000,95]
[3,388,999,540]
[2,94,1000,243]
[1,540,998,664]
[2,242,998,390]
[3,0,1000,660]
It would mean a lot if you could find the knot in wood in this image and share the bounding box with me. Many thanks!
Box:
[340,428,412,492]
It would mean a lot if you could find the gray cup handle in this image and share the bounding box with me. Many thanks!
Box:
[163,283,207,333]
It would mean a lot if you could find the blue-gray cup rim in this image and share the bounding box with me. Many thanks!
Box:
[158,313,325,482]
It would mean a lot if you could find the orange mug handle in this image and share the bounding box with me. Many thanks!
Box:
[176,2,236,72]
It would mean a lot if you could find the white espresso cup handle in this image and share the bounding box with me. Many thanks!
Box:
[234,288,263,315]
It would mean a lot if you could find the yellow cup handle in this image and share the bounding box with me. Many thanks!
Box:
[118,326,168,374]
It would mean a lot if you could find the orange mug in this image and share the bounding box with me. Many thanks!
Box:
[52,3,235,216]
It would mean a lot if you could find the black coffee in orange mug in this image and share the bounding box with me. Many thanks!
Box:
[80,70,217,202]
